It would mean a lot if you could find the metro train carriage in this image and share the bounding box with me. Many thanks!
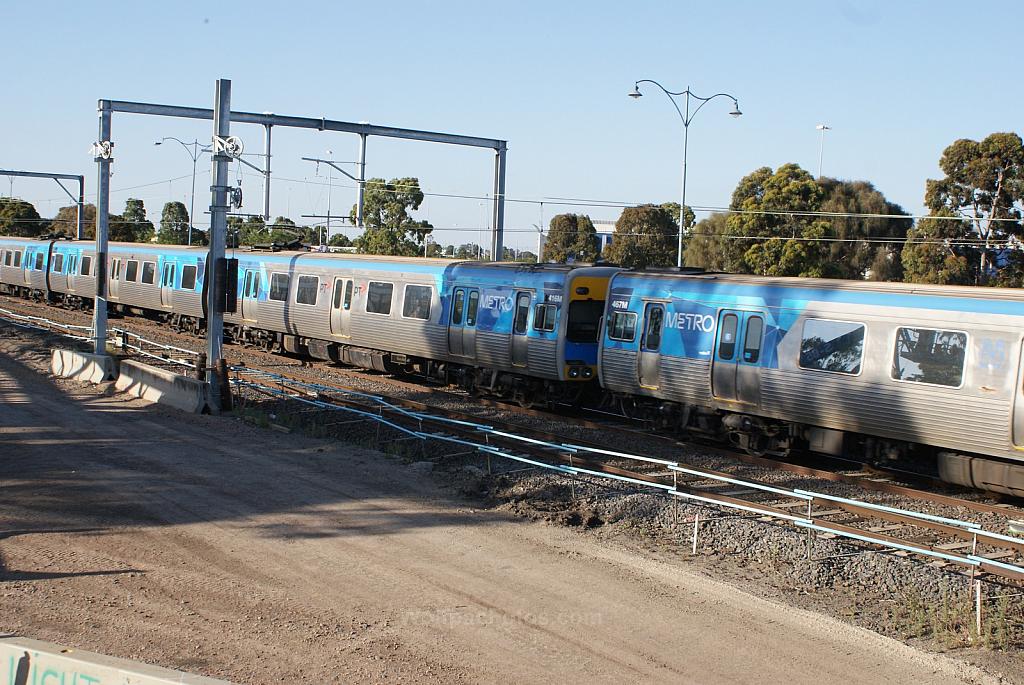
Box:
[0,237,616,407]
[224,252,616,406]
[599,270,1024,495]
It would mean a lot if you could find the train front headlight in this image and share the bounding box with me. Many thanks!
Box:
[568,367,580,378]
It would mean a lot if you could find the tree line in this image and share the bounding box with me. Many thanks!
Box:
[0,176,532,263]
[2,131,1021,285]
[543,131,1024,287]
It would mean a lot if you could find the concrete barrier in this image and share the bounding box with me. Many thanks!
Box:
[0,635,231,684]
[50,349,117,384]
[115,360,209,414]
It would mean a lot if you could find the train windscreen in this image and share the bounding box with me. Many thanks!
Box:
[567,300,605,343]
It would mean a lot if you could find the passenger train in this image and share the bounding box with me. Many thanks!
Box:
[1,235,1022,496]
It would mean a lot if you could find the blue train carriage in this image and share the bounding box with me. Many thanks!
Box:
[440,262,618,406]
[100,243,206,326]
[600,270,1024,495]
[223,250,451,367]
[0,237,97,305]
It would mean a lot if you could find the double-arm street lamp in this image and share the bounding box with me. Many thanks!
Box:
[154,137,208,246]
[629,80,742,267]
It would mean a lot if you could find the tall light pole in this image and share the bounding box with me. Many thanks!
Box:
[629,80,742,268]
[816,124,831,179]
[155,137,207,246]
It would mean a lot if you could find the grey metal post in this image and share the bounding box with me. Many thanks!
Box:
[678,92,690,268]
[92,101,112,355]
[188,148,197,246]
[356,133,367,227]
[206,79,232,411]
[490,145,507,261]
[263,124,272,220]
[76,177,84,240]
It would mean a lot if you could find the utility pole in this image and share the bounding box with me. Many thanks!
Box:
[356,134,367,228]
[92,102,113,355]
[263,124,272,221]
[206,79,232,412]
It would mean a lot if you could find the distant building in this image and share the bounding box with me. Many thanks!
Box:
[593,220,615,255]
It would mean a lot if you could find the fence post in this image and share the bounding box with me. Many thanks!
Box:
[691,510,700,555]
[975,579,983,641]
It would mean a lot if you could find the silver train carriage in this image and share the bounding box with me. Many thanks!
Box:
[599,270,1024,496]
[0,238,615,405]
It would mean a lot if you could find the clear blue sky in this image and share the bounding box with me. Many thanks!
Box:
[3,0,1022,252]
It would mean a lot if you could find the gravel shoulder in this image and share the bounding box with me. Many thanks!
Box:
[0,326,1005,684]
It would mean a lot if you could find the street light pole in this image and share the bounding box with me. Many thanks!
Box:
[155,137,206,246]
[629,80,742,268]
[816,124,831,179]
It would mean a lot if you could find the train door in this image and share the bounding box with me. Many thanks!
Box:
[463,289,479,359]
[448,288,466,356]
[22,248,32,284]
[160,262,175,307]
[511,291,531,367]
[241,268,260,321]
[638,303,665,389]
[447,288,479,357]
[711,309,764,406]
[1013,340,1024,447]
[108,257,120,299]
[66,254,78,293]
[330,278,353,337]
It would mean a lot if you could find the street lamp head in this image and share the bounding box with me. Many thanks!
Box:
[816,124,831,131]
[730,102,742,118]
[153,141,162,146]
[628,84,643,99]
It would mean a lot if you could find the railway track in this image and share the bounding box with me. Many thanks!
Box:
[227,364,1024,584]
[6,296,1024,581]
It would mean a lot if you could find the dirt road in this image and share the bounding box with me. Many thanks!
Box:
[0,336,993,683]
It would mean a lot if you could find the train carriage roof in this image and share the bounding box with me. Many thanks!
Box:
[614,269,1024,303]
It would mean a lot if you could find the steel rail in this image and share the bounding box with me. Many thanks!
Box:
[2,297,1022,525]
[231,366,1024,581]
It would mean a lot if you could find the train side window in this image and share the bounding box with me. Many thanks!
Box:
[80,256,92,276]
[402,284,432,320]
[181,265,197,290]
[366,281,394,315]
[124,260,139,282]
[451,289,465,325]
[343,280,353,310]
[607,311,637,342]
[466,291,479,326]
[51,254,64,273]
[161,263,175,287]
[269,273,290,302]
[295,275,319,306]
[892,327,967,387]
[332,279,344,309]
[3,250,10,267]
[743,316,764,364]
[110,258,120,281]
[67,255,77,274]
[141,261,156,285]
[513,293,531,334]
[533,303,557,332]
[12,251,21,268]
[34,253,44,271]
[799,318,865,375]
[643,305,665,351]
[718,313,739,360]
